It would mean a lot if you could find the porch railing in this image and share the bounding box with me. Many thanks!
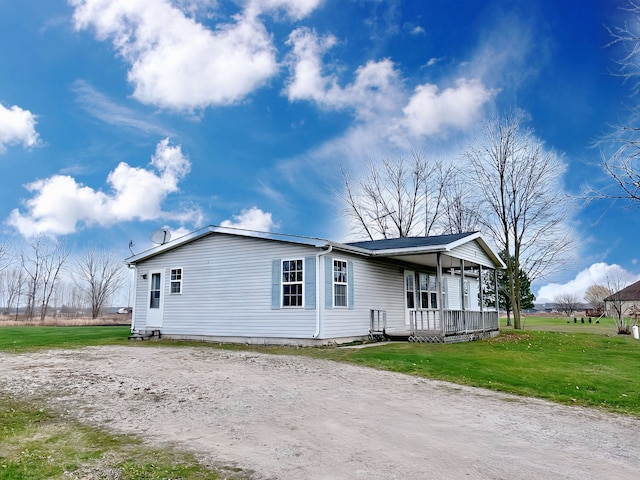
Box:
[370,309,387,334]
[410,309,499,336]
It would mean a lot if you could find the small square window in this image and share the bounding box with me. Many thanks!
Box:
[170,268,182,294]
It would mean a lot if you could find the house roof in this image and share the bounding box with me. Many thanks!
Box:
[604,279,640,302]
[346,232,476,251]
[125,226,505,269]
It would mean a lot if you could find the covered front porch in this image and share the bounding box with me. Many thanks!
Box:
[358,234,504,344]
[370,308,500,343]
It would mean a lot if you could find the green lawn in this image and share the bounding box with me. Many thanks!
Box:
[501,315,622,335]
[0,326,131,352]
[307,331,640,416]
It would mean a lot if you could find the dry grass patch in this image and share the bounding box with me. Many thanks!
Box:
[0,314,130,327]
[0,396,250,479]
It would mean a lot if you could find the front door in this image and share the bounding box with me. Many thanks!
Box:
[146,270,164,328]
[404,270,416,326]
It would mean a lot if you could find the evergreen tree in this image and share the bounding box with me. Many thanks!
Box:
[483,252,535,326]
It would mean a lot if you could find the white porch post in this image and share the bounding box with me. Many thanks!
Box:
[479,264,484,331]
[437,252,444,336]
[494,268,500,324]
[460,259,466,333]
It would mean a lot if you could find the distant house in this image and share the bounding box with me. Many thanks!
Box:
[604,279,640,319]
[125,226,505,345]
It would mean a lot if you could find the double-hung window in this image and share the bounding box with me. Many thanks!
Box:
[170,268,182,294]
[418,274,438,309]
[333,260,348,307]
[282,259,303,307]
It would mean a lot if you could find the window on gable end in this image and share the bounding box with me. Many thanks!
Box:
[170,268,183,294]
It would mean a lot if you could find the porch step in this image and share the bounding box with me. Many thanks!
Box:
[128,329,161,341]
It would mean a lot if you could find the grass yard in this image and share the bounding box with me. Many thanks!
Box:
[0,326,131,352]
[327,331,640,416]
[501,315,623,335]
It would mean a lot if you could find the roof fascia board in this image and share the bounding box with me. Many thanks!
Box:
[126,225,329,264]
[368,245,447,256]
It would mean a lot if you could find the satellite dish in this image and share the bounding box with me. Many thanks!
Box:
[150,228,172,245]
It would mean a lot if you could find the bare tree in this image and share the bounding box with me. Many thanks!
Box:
[554,293,582,317]
[465,112,575,329]
[603,267,635,333]
[3,268,24,316]
[341,152,454,239]
[0,237,10,274]
[21,235,70,321]
[74,248,127,319]
[587,1,640,205]
[440,169,482,234]
[584,284,612,312]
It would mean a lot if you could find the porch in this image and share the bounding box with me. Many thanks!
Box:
[370,309,500,343]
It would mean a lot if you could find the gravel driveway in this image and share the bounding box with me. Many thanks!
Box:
[1,345,638,479]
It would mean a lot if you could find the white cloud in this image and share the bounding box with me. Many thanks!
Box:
[7,138,201,237]
[220,206,276,231]
[284,28,494,137]
[71,0,318,110]
[284,27,339,104]
[0,103,40,153]
[247,0,323,20]
[72,80,171,135]
[284,27,403,121]
[536,263,640,304]
[401,78,497,137]
[164,225,192,240]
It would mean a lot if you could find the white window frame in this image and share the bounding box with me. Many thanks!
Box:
[170,268,183,294]
[282,259,304,308]
[418,273,439,309]
[333,259,348,308]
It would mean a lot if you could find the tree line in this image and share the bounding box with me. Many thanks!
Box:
[0,236,127,320]
[342,111,573,329]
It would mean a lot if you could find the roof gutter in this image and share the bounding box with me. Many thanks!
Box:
[314,244,332,338]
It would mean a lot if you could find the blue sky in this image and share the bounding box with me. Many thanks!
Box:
[0,0,638,303]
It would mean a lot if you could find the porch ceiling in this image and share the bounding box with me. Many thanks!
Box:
[377,253,488,270]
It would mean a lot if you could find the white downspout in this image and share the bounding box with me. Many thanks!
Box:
[314,245,333,338]
[127,263,137,334]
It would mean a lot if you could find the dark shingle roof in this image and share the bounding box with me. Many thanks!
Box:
[346,232,476,251]
[604,279,640,301]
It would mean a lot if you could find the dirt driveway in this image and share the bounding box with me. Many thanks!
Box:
[1,345,638,479]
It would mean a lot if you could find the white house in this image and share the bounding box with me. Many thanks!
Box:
[125,226,505,345]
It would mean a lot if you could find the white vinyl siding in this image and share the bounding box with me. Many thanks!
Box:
[322,256,405,338]
[450,242,494,268]
[132,234,317,338]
